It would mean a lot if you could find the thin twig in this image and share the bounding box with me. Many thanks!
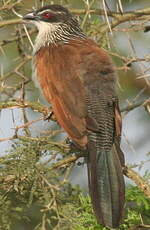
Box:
[48,152,150,199]
[121,99,150,112]
[123,167,150,199]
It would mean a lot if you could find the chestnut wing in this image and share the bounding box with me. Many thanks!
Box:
[34,44,87,147]
[34,39,122,149]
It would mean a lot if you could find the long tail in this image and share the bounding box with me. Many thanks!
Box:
[87,135,125,228]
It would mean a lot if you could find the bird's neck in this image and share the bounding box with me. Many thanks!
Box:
[33,21,86,54]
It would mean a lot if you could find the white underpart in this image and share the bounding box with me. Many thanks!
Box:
[32,21,61,53]
[30,15,86,93]
[32,59,41,91]
[31,21,66,92]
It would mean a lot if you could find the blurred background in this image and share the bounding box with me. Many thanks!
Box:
[0,1,150,229]
[0,0,150,191]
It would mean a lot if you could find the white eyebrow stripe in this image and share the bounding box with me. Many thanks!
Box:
[38,10,51,15]
[38,9,64,15]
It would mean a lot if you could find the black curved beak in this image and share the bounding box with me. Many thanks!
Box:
[23,12,39,21]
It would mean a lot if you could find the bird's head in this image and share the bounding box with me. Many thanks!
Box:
[23,5,85,49]
[23,5,73,24]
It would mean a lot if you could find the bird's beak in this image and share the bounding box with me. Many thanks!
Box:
[23,12,39,21]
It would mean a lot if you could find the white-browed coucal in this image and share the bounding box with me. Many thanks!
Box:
[23,5,125,228]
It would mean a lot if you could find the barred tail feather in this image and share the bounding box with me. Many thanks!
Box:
[87,138,125,228]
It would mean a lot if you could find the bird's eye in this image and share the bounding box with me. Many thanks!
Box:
[42,12,54,19]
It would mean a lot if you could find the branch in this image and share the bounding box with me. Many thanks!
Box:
[71,7,150,18]
[121,99,150,113]
[0,18,22,28]
[0,99,150,198]
[48,152,150,199]
[123,167,150,199]
[1,142,150,198]
[49,153,84,170]
[1,98,149,117]
[1,6,150,32]
[0,119,149,199]
[0,99,50,115]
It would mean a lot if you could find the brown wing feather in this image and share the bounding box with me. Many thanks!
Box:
[114,100,125,167]
[34,42,88,147]
[114,101,122,137]
[34,39,118,148]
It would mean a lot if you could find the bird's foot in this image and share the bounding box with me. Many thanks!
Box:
[43,111,54,121]
[65,138,78,151]
[65,138,86,153]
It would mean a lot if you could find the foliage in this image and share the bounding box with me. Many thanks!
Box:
[0,141,149,230]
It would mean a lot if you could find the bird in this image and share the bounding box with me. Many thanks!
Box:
[23,4,125,228]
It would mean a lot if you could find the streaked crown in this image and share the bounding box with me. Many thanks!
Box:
[23,5,73,24]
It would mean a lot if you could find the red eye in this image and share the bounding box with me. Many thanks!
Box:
[42,12,54,19]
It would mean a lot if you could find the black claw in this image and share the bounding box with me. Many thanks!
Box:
[66,137,77,150]
[44,111,54,121]
[65,138,86,154]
